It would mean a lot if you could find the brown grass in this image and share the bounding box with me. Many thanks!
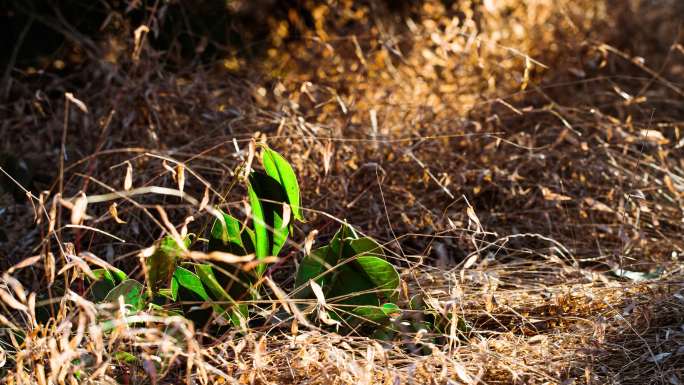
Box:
[1,0,683,384]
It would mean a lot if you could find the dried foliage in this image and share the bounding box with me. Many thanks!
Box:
[1,0,683,384]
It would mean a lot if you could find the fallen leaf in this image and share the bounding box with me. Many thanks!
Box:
[647,352,671,363]
[124,161,133,191]
[584,197,613,213]
[109,203,126,224]
[541,187,572,201]
[70,192,88,225]
[65,92,88,113]
[638,129,669,144]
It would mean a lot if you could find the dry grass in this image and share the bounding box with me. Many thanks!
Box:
[1,0,683,384]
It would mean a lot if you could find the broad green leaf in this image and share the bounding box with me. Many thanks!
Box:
[89,269,116,302]
[172,267,209,301]
[381,302,401,316]
[209,211,247,254]
[110,268,128,283]
[170,275,179,301]
[247,182,269,274]
[293,223,401,331]
[174,268,213,327]
[206,218,257,303]
[294,246,338,289]
[104,279,145,310]
[249,172,290,257]
[355,256,400,294]
[195,264,232,302]
[195,264,248,327]
[351,303,401,323]
[329,223,359,258]
[91,267,127,283]
[243,227,256,253]
[271,206,288,256]
[325,256,399,306]
[114,351,137,363]
[327,264,379,306]
[89,268,128,302]
[350,306,386,323]
[347,237,383,257]
[261,146,303,221]
[295,231,396,305]
[91,268,114,283]
[148,236,189,295]
[160,235,191,254]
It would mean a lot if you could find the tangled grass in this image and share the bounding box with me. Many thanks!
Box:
[1,0,683,384]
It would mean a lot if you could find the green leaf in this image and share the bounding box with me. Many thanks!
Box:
[89,269,116,302]
[271,206,288,256]
[195,264,249,327]
[294,246,338,300]
[173,267,213,327]
[110,268,128,283]
[351,303,401,323]
[261,146,303,221]
[294,246,337,289]
[91,268,115,283]
[249,172,290,257]
[170,275,179,301]
[243,227,256,253]
[160,235,191,254]
[91,266,128,283]
[172,267,209,301]
[148,236,189,295]
[206,214,256,303]
[293,224,401,332]
[114,351,137,363]
[295,228,396,302]
[355,256,400,295]
[327,264,380,306]
[209,211,247,254]
[104,279,145,311]
[381,302,401,316]
[195,264,232,302]
[329,223,359,258]
[247,182,269,275]
[89,267,128,302]
[347,237,383,257]
[324,256,399,306]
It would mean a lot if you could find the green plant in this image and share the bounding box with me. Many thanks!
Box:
[87,145,304,327]
[86,145,403,334]
[199,145,305,325]
[294,224,401,327]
